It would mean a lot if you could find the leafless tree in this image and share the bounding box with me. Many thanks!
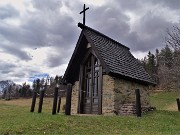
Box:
[166,25,180,50]
[164,25,180,90]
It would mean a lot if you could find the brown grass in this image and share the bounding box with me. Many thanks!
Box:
[0,97,66,112]
[0,98,33,107]
[165,102,178,111]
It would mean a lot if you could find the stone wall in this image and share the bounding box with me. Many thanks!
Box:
[102,75,151,115]
[71,81,79,114]
[114,77,150,115]
[102,75,115,115]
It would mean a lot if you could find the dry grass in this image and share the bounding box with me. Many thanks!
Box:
[0,98,32,107]
[165,102,178,111]
[0,97,66,112]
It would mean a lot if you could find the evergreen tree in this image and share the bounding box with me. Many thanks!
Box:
[159,45,173,68]
[146,51,156,76]
[155,49,159,67]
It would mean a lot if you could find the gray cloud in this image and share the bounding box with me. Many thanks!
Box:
[45,49,73,68]
[0,62,16,74]
[1,44,32,60]
[0,4,19,19]
[125,12,176,52]
[83,1,179,53]
[12,72,26,78]
[151,0,180,10]
[45,53,65,67]
[32,0,62,11]
[87,5,130,43]
[0,1,79,60]
[113,0,142,11]
[0,0,180,84]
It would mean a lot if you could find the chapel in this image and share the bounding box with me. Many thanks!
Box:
[63,23,156,115]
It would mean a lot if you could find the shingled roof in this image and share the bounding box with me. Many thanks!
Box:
[63,23,156,85]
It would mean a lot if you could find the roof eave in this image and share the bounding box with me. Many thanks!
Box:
[83,29,111,74]
[62,30,85,84]
[109,72,156,86]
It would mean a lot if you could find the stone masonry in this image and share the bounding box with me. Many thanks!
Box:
[102,75,151,115]
[71,81,79,114]
[102,75,115,115]
[71,75,151,115]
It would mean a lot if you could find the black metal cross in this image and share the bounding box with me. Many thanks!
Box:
[80,4,89,25]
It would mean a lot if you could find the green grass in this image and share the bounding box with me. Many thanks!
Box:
[150,91,180,110]
[0,92,180,135]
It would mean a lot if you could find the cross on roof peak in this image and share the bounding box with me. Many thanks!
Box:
[79,4,89,25]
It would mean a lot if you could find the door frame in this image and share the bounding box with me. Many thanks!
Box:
[78,49,102,114]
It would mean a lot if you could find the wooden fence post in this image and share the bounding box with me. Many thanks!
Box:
[135,89,141,117]
[52,87,58,115]
[30,79,40,112]
[176,98,180,111]
[38,90,45,113]
[30,91,37,112]
[65,84,72,115]
[57,96,61,113]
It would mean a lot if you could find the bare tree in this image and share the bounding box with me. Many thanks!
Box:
[165,24,180,90]
[166,25,180,50]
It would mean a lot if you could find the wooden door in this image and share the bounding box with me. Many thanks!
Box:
[82,55,101,114]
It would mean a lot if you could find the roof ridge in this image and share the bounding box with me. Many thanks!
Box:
[78,23,130,50]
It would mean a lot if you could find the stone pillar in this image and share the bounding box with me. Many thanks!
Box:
[102,75,115,115]
[71,81,79,114]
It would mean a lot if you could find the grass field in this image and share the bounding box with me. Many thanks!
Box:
[1,92,180,135]
[150,91,180,111]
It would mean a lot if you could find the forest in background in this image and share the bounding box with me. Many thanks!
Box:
[140,25,180,91]
[0,76,63,100]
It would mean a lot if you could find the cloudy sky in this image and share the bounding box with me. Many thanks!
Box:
[0,0,179,84]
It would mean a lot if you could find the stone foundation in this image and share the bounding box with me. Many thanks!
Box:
[115,103,154,115]
[116,103,136,115]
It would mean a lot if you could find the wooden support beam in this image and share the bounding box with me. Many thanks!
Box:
[38,90,45,113]
[30,91,37,112]
[65,84,72,115]
[176,98,180,111]
[52,87,59,115]
[135,89,141,117]
[57,96,61,113]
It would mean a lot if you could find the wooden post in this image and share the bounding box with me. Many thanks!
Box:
[176,98,180,111]
[78,65,83,114]
[30,79,40,112]
[135,89,141,117]
[65,84,72,115]
[57,96,61,113]
[38,90,45,113]
[30,91,37,112]
[52,87,58,115]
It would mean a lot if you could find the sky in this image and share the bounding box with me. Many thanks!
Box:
[0,0,180,85]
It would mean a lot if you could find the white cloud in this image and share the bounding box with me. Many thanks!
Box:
[80,0,106,6]
[0,0,28,12]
